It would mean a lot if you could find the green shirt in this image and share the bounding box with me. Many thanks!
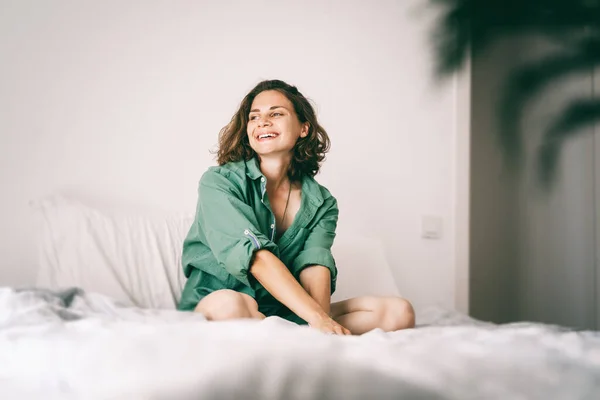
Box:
[177,157,338,311]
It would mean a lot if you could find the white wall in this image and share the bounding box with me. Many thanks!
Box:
[0,0,461,310]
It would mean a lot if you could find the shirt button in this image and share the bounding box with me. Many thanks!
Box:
[260,177,265,182]
[271,224,275,229]
[244,229,249,235]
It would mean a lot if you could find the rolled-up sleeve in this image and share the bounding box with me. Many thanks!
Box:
[291,197,339,293]
[196,170,278,288]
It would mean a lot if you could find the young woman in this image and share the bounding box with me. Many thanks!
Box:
[178,80,415,335]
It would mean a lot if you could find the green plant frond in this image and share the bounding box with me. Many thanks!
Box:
[428,0,600,190]
[431,3,472,77]
[537,98,600,189]
[498,37,600,167]
[430,0,600,77]
[546,98,600,139]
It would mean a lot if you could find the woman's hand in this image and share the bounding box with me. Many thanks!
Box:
[308,314,351,336]
[249,251,350,335]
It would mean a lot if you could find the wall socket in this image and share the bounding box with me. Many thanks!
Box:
[421,215,443,239]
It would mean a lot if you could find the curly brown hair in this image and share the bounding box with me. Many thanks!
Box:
[216,80,331,181]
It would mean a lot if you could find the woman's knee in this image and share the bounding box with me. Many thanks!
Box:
[381,297,416,331]
[194,289,257,321]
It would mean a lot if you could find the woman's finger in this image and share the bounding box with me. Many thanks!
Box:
[322,326,335,335]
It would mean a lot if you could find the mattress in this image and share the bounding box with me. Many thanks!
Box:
[1,287,599,399]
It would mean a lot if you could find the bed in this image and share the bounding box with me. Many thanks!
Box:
[1,195,599,399]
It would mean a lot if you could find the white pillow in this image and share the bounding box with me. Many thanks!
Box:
[330,237,400,302]
[32,195,400,310]
[32,195,193,309]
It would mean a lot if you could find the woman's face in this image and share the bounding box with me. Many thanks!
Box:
[247,90,308,158]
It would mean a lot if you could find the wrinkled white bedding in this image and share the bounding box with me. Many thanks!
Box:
[1,288,599,400]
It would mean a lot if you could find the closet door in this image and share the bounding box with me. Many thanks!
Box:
[517,109,597,330]
[595,66,600,331]
[515,38,597,330]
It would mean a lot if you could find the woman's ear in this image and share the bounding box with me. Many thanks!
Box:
[300,122,310,138]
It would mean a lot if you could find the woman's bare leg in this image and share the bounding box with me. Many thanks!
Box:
[194,289,265,321]
[330,296,415,335]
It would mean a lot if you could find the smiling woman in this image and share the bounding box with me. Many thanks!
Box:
[216,80,330,182]
[177,80,415,335]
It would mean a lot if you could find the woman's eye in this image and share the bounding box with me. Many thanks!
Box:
[272,112,282,117]
[249,115,258,120]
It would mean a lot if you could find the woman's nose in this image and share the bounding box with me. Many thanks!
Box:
[257,117,271,127]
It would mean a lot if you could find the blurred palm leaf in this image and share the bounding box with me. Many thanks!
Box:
[430,0,600,186]
[538,99,600,190]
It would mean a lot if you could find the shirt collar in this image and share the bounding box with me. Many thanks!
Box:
[245,157,324,207]
[245,157,263,180]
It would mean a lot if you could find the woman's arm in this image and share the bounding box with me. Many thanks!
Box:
[250,250,349,335]
[299,265,331,316]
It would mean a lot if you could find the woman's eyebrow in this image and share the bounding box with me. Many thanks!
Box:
[250,105,287,113]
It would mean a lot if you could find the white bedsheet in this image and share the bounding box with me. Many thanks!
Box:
[1,287,599,400]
